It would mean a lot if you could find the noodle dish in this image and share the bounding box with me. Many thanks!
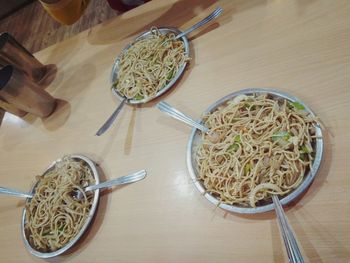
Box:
[21,155,100,258]
[187,89,324,213]
[111,27,190,104]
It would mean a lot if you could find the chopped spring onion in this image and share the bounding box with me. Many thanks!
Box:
[289,101,305,110]
[271,131,291,142]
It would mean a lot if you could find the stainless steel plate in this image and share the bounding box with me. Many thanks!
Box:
[21,154,100,258]
[186,88,324,214]
[110,27,190,105]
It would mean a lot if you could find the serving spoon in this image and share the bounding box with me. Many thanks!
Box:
[0,169,147,199]
[95,7,223,136]
[156,100,304,263]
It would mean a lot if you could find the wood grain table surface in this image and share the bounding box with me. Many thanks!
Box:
[0,0,349,262]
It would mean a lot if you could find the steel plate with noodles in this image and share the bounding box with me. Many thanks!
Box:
[95,27,190,136]
[96,7,223,136]
[113,27,189,101]
[21,155,100,258]
[186,89,324,214]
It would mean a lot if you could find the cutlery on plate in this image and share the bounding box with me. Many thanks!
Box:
[0,169,147,200]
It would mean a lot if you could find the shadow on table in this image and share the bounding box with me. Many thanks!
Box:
[42,99,71,131]
[0,108,4,126]
[38,35,82,75]
[39,62,97,131]
[87,0,234,45]
[123,106,137,155]
[93,101,128,165]
[48,62,97,100]
[0,97,70,132]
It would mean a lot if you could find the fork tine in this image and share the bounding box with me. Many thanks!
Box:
[156,101,209,133]
[175,7,223,39]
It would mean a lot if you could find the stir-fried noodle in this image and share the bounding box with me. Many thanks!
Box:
[113,27,189,100]
[195,94,317,207]
[25,157,95,252]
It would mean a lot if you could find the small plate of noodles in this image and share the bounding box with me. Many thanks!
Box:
[186,88,324,214]
[21,154,100,258]
[110,27,190,104]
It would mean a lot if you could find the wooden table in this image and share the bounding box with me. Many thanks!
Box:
[1,0,349,262]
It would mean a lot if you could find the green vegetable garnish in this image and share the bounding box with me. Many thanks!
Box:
[299,153,306,161]
[234,135,241,143]
[134,94,144,100]
[271,131,291,141]
[112,81,118,89]
[299,145,312,160]
[228,143,239,152]
[300,145,311,154]
[161,39,169,46]
[244,163,252,175]
[227,135,242,152]
[289,101,305,110]
[167,68,175,80]
[244,103,256,111]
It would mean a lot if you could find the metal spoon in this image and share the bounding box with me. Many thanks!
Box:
[95,7,223,136]
[74,169,146,199]
[272,195,304,263]
[96,98,126,136]
[0,170,147,200]
[157,101,304,262]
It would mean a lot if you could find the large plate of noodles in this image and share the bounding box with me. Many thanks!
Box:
[110,27,190,104]
[21,155,100,258]
[187,88,324,214]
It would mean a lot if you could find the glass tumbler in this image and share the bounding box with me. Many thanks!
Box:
[0,65,57,118]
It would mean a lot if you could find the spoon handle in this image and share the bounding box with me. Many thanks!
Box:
[0,187,33,198]
[96,98,126,136]
[85,170,147,192]
[175,7,223,40]
[156,101,209,133]
[272,195,304,263]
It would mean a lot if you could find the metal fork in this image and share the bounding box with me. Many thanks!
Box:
[272,195,304,263]
[0,187,33,198]
[156,101,209,133]
[74,169,147,199]
[175,7,223,40]
[0,170,147,200]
